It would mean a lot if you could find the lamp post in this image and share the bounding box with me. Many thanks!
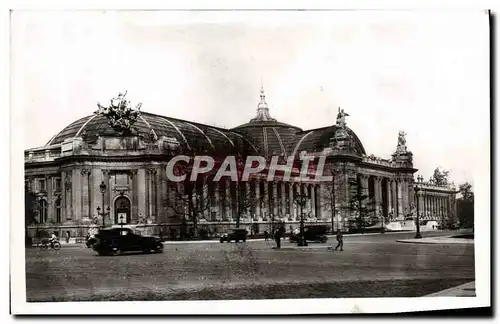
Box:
[96,206,110,228]
[119,215,125,229]
[415,186,422,239]
[380,203,385,234]
[295,193,308,247]
[99,181,107,227]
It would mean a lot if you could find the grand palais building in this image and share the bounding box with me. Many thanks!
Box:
[24,89,458,239]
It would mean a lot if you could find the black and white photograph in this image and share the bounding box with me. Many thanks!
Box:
[9,5,491,315]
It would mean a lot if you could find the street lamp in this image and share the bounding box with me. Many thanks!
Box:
[96,205,110,227]
[99,181,107,227]
[380,203,385,234]
[414,186,422,239]
[295,193,308,247]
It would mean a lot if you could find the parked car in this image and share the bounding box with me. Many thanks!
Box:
[290,225,328,243]
[92,227,164,256]
[220,228,248,243]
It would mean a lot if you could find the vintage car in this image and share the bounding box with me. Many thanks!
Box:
[220,228,248,243]
[91,227,164,256]
[289,225,328,243]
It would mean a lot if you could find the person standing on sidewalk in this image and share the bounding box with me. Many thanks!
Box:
[274,225,285,249]
[334,229,344,251]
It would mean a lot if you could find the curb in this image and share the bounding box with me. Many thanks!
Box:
[396,238,474,245]
[424,281,476,297]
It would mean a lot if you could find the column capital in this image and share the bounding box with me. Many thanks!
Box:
[102,169,110,176]
[80,168,91,176]
[359,173,370,181]
[147,168,158,175]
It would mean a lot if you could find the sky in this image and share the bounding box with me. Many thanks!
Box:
[11,10,489,185]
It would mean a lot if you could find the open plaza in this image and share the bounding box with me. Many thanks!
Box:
[25,230,474,302]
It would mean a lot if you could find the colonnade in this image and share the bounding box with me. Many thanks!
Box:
[415,191,452,220]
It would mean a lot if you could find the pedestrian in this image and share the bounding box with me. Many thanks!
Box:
[264,230,269,241]
[334,229,344,251]
[274,225,285,249]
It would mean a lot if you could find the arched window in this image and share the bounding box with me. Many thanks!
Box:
[55,198,62,223]
[39,199,47,224]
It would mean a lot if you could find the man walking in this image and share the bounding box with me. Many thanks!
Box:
[274,225,285,249]
[334,229,344,251]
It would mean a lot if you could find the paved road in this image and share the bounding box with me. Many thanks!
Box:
[26,231,474,301]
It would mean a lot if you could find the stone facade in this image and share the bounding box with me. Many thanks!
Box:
[24,91,458,238]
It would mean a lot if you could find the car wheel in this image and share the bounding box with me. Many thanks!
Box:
[111,248,121,256]
[235,240,239,243]
[155,245,164,253]
[227,239,231,243]
[243,238,246,242]
[220,238,224,243]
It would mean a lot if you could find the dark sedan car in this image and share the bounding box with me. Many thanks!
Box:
[220,228,248,243]
[290,225,328,243]
[92,227,164,256]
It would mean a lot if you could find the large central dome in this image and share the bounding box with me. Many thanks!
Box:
[45,111,258,155]
[231,87,302,157]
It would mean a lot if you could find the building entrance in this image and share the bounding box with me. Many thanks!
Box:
[114,196,131,225]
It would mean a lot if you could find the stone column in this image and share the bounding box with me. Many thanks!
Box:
[253,180,259,220]
[137,169,146,220]
[390,180,397,217]
[45,175,53,223]
[203,177,210,220]
[385,179,390,218]
[262,182,268,220]
[146,168,152,219]
[319,184,328,221]
[397,179,403,218]
[131,170,138,223]
[279,182,285,218]
[214,181,223,221]
[374,176,382,219]
[225,179,231,221]
[233,182,239,222]
[270,182,277,219]
[156,167,165,224]
[310,184,316,218]
[288,183,294,219]
[72,169,82,222]
[431,195,434,218]
[81,169,90,220]
[151,169,158,221]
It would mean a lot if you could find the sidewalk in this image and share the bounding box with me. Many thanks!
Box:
[396,236,474,245]
[424,281,476,297]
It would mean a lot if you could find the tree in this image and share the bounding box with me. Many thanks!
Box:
[231,180,267,229]
[459,182,474,201]
[347,176,375,232]
[165,178,213,239]
[319,163,350,233]
[457,182,474,229]
[430,167,450,186]
[25,189,38,246]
